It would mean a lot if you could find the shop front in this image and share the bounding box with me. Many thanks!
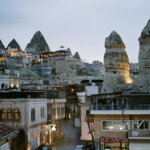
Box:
[95,137,128,150]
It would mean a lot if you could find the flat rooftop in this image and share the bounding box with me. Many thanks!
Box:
[0,91,46,98]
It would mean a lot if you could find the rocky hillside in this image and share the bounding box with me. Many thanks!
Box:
[0,40,5,50]
[25,31,50,53]
[7,39,20,50]
[73,52,81,61]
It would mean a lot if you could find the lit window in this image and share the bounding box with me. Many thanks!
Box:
[0,109,6,121]
[31,108,35,122]
[7,108,12,121]
[102,120,129,131]
[14,108,21,121]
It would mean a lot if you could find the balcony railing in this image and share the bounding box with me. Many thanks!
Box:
[91,104,150,110]
[128,130,150,139]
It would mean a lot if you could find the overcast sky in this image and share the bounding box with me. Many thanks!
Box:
[0,0,150,63]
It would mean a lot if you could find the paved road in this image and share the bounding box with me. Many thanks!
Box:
[53,119,83,150]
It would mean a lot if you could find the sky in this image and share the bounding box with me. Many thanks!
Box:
[0,0,150,63]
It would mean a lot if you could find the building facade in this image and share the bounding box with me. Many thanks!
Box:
[0,91,47,150]
[90,93,150,150]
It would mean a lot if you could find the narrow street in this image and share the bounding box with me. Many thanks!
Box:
[53,118,83,150]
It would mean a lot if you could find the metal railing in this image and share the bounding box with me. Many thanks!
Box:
[128,130,150,138]
[91,104,150,110]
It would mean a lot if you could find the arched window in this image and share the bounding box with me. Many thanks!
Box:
[31,108,35,122]
[0,109,6,122]
[14,108,21,122]
[7,108,12,121]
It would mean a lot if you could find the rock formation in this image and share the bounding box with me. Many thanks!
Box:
[25,31,50,53]
[7,39,20,50]
[66,48,72,56]
[0,40,5,50]
[101,31,132,93]
[73,52,81,61]
[135,19,150,92]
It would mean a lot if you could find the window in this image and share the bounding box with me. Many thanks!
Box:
[132,121,138,130]
[57,107,61,116]
[52,108,55,116]
[102,120,150,131]
[102,120,129,131]
[132,120,149,130]
[41,108,42,118]
[31,108,35,122]
[14,108,21,121]
[140,121,149,130]
[41,107,45,118]
[7,108,12,121]
[0,109,6,121]
[61,107,65,116]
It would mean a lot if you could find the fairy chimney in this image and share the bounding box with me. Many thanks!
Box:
[136,19,150,92]
[101,31,132,93]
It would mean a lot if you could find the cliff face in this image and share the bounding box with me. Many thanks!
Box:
[0,40,5,50]
[101,31,132,93]
[25,31,50,53]
[135,19,150,92]
[7,39,20,50]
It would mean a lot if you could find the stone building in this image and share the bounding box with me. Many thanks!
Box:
[47,97,66,143]
[0,67,20,90]
[0,124,17,150]
[0,91,47,150]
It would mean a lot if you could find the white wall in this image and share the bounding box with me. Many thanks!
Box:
[28,101,47,126]
[0,142,10,150]
[129,143,150,150]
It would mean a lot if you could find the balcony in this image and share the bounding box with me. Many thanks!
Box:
[90,104,150,115]
[128,130,150,139]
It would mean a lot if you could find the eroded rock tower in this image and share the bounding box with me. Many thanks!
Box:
[101,31,132,93]
[135,20,150,92]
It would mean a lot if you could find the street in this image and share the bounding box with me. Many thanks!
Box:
[53,118,83,150]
